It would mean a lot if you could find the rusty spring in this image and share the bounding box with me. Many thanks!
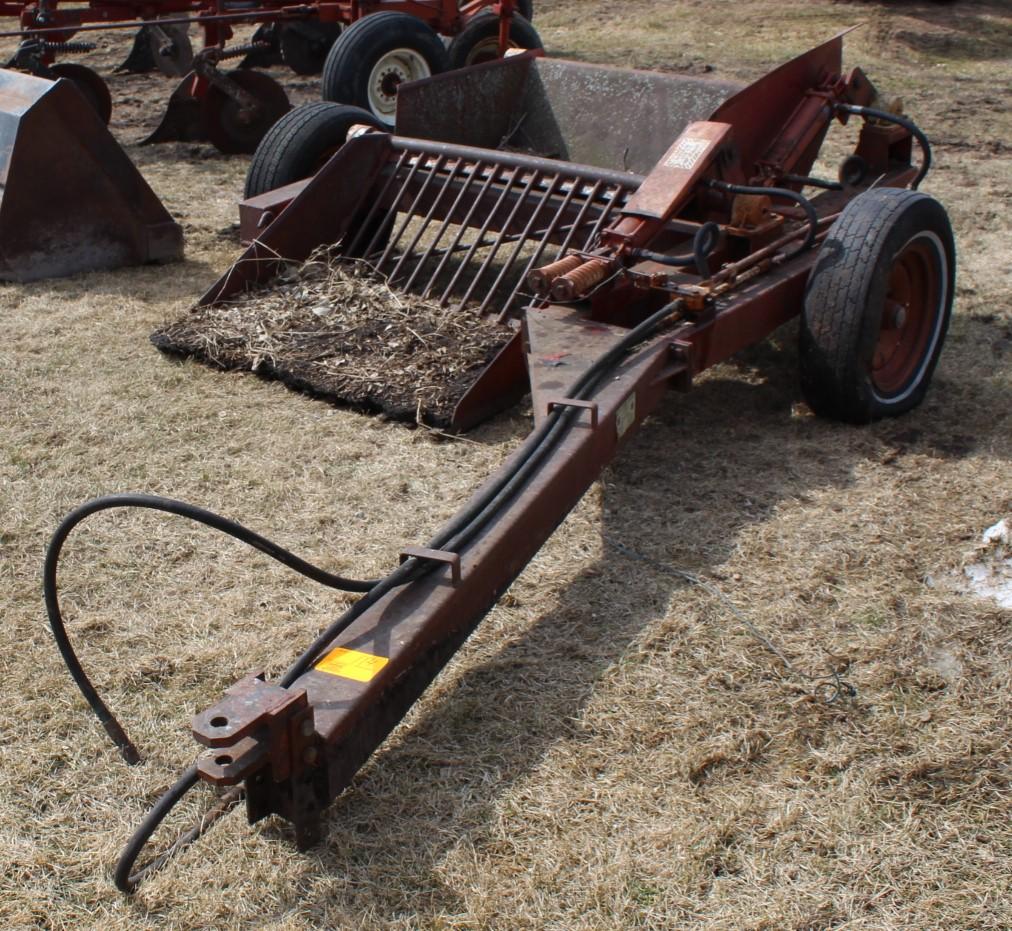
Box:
[214,41,273,62]
[40,40,96,53]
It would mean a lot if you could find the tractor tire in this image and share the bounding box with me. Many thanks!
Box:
[459,1,534,21]
[447,12,543,69]
[799,186,954,423]
[245,102,384,198]
[321,12,449,127]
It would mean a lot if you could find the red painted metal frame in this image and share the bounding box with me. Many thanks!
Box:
[0,0,516,61]
[150,33,925,863]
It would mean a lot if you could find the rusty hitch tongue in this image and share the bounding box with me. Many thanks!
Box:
[192,673,316,787]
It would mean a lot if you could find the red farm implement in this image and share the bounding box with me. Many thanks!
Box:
[0,0,540,149]
[44,32,954,888]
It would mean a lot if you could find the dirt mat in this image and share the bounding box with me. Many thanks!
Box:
[1,2,1010,929]
[152,255,513,427]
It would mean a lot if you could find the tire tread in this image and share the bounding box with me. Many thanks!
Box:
[800,187,953,423]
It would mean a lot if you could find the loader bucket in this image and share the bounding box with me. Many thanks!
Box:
[0,68,183,282]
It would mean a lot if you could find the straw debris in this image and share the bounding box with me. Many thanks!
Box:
[152,252,513,427]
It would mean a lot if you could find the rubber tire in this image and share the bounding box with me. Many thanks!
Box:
[321,12,450,127]
[245,102,385,198]
[447,12,543,69]
[460,1,533,21]
[799,187,955,423]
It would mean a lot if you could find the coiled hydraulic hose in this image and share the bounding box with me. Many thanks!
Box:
[704,179,819,258]
[45,494,379,764]
[835,103,931,190]
[630,221,722,279]
[110,297,685,891]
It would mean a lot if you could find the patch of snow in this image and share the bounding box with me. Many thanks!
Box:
[982,518,1009,546]
[960,517,1012,609]
[928,647,963,683]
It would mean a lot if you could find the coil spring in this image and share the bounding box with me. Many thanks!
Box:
[527,254,584,296]
[41,40,96,54]
[551,258,613,302]
[216,40,271,61]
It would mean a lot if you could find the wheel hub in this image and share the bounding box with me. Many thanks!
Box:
[367,48,431,122]
[871,236,941,397]
[377,67,407,101]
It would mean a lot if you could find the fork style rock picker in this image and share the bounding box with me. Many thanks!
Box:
[45,32,954,889]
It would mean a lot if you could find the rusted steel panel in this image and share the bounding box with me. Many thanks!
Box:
[395,51,536,151]
[0,68,182,281]
[395,53,741,176]
[199,131,390,305]
[710,30,849,180]
[521,58,741,175]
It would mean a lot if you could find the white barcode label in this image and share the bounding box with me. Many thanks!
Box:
[664,136,709,171]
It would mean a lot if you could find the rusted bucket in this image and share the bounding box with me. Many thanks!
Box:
[0,68,183,282]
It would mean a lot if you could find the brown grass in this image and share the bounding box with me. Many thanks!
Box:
[1,1,1010,928]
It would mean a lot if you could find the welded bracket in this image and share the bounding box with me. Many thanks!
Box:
[650,339,694,392]
[192,673,315,787]
[400,546,461,584]
[545,397,599,428]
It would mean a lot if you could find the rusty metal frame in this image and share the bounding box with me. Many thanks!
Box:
[46,32,934,888]
[0,0,519,61]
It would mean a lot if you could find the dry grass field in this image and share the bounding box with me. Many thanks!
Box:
[1,1,1009,928]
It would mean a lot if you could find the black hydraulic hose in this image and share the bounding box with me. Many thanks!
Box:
[282,298,685,684]
[113,298,684,890]
[704,179,819,257]
[835,103,931,190]
[45,493,379,762]
[631,221,722,279]
[113,765,199,893]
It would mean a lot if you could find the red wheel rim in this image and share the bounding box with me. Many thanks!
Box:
[871,234,942,398]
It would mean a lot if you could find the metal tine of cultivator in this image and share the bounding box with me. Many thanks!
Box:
[345,149,411,258]
[439,164,523,306]
[421,162,504,299]
[496,176,581,322]
[478,173,563,318]
[377,153,448,272]
[402,159,485,294]
[581,183,625,252]
[456,169,541,311]
[387,158,464,285]
[553,178,605,261]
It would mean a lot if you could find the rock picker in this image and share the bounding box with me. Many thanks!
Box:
[44,32,954,889]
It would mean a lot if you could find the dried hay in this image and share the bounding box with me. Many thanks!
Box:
[152,251,513,427]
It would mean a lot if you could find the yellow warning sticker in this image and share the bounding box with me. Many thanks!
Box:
[315,647,389,682]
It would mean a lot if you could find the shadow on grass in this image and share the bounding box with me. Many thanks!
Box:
[885,0,1011,63]
[230,325,1006,922]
